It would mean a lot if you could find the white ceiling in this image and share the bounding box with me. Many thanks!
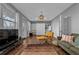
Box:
[12,3,73,21]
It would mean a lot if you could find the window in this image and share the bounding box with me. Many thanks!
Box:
[2,5,16,29]
[3,20,15,29]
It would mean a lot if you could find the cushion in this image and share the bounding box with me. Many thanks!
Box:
[61,34,74,43]
[59,41,74,48]
[61,35,66,41]
[68,36,74,43]
[70,46,79,54]
[36,36,46,40]
[73,36,79,48]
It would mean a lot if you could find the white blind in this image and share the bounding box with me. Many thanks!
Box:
[36,23,45,35]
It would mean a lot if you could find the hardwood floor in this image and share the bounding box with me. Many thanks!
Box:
[6,37,67,55]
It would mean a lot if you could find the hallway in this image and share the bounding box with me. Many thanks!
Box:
[7,37,67,55]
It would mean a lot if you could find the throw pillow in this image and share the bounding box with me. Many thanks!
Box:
[61,34,74,43]
[61,35,66,41]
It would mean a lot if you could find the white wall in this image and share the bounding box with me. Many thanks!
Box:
[51,16,60,37]
[51,4,79,36]
[18,14,22,37]
[18,13,31,38]
[61,4,79,34]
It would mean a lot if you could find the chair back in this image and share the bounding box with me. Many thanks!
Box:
[45,32,54,39]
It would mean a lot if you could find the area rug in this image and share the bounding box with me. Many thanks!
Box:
[20,44,66,55]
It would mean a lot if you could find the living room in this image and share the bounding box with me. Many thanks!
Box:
[0,3,79,55]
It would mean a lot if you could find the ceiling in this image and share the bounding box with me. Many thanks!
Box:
[12,3,73,22]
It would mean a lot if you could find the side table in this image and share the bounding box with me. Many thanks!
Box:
[57,36,62,40]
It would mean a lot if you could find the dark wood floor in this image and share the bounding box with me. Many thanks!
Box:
[6,37,67,55]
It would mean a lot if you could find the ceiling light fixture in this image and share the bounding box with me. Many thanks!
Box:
[38,11,45,21]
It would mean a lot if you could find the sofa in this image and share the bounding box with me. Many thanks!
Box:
[57,33,79,55]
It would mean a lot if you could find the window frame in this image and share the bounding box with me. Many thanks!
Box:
[2,4,16,29]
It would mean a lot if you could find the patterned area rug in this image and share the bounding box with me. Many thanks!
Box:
[7,37,67,55]
[20,44,66,55]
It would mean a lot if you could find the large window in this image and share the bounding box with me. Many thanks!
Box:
[3,18,16,29]
[2,5,16,29]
